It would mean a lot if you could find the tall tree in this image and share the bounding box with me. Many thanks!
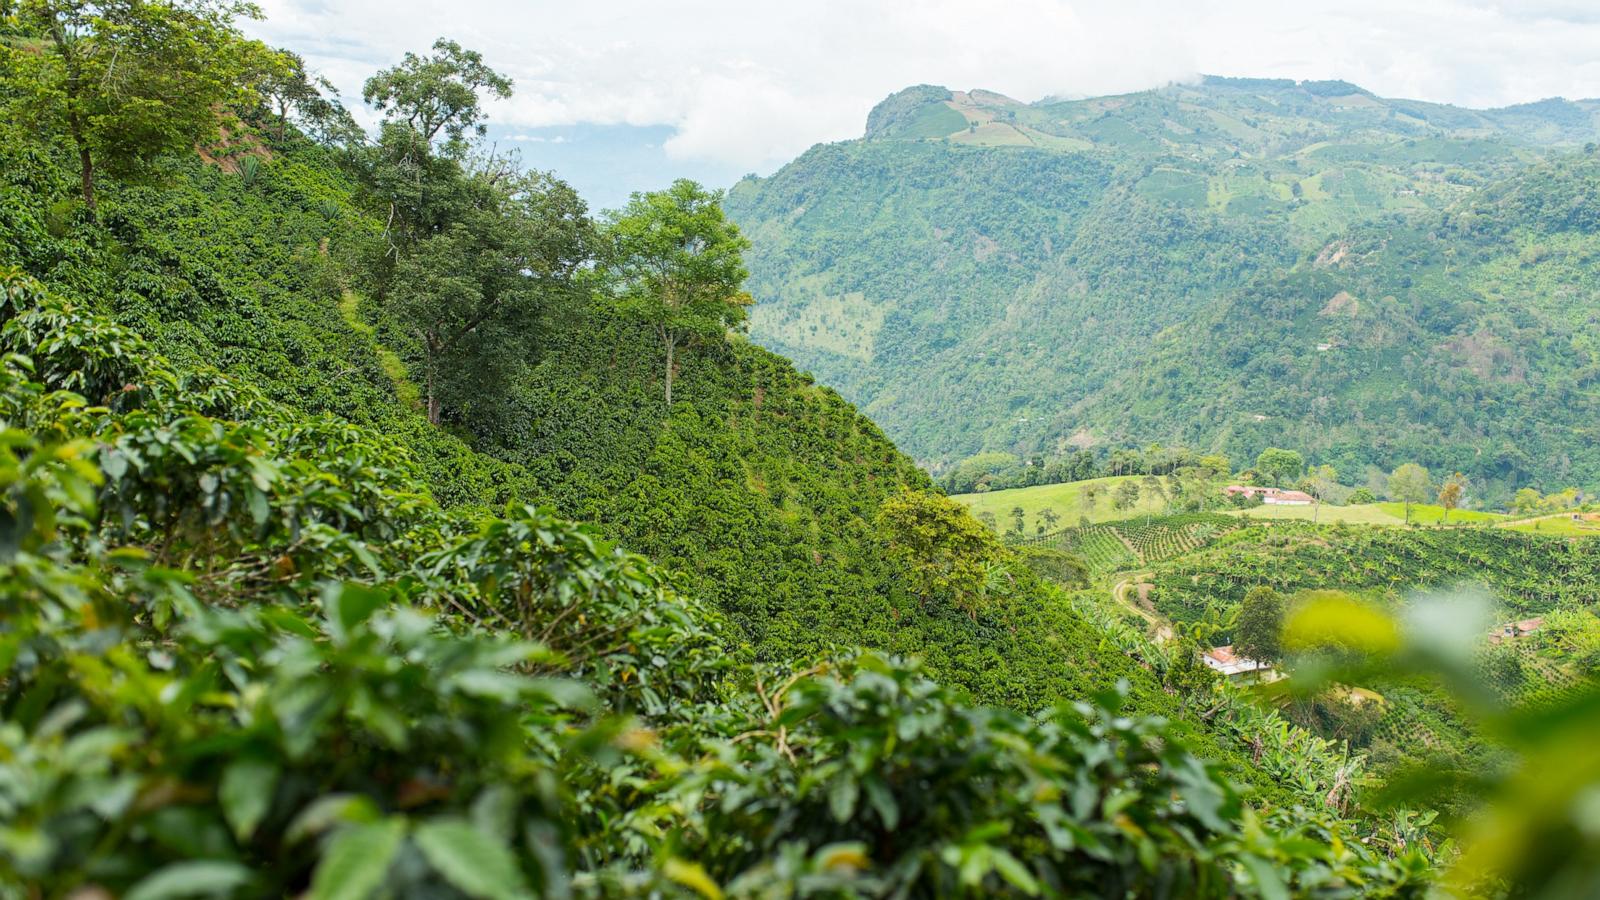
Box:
[388,169,590,425]
[1388,463,1432,525]
[243,46,355,144]
[358,38,513,262]
[1037,508,1060,535]
[1234,586,1284,665]
[1307,464,1339,525]
[1438,472,1467,524]
[1255,448,1305,487]
[876,491,1002,620]
[601,180,752,406]
[1141,474,1164,522]
[362,38,511,154]
[1113,480,1140,512]
[356,40,587,427]
[1513,487,1543,517]
[7,0,262,210]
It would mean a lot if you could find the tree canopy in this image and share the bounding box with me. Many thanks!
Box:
[1389,463,1433,524]
[362,37,511,153]
[1234,585,1285,664]
[600,178,752,405]
[4,0,263,208]
[1256,447,1306,487]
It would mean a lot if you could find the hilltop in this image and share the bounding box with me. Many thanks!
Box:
[725,77,1600,500]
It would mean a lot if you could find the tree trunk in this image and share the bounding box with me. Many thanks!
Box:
[419,329,446,425]
[51,28,94,213]
[426,366,440,425]
[77,143,95,211]
[662,333,677,406]
[68,112,95,212]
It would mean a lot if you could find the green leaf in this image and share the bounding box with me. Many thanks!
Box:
[991,849,1041,896]
[325,582,389,642]
[663,857,723,900]
[219,756,280,840]
[414,818,530,900]
[1240,855,1291,900]
[124,861,253,900]
[862,775,899,829]
[248,487,270,526]
[260,605,319,638]
[828,774,859,822]
[286,794,382,845]
[310,819,406,900]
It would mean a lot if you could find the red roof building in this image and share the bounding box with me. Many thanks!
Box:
[1202,645,1268,677]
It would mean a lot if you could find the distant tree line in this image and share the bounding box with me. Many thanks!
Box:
[939,444,1232,494]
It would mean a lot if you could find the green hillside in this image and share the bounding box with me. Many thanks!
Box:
[0,12,1445,894]
[7,4,1600,894]
[725,78,1600,500]
[1132,518,1600,816]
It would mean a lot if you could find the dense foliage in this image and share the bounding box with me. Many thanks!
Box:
[725,79,1600,500]
[0,270,1440,896]
[4,7,1598,894]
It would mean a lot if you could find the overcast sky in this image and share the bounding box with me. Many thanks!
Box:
[248,0,1600,209]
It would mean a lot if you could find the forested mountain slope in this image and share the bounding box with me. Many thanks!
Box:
[0,135,1155,712]
[1102,150,1600,495]
[4,5,1599,892]
[0,16,1421,890]
[0,33,1209,719]
[725,78,1600,495]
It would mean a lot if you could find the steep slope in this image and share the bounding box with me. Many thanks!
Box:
[0,273,1429,892]
[0,112,1164,718]
[726,78,1600,495]
[1104,150,1600,496]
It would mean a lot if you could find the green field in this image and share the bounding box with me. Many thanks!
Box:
[1502,513,1600,536]
[1221,501,1509,526]
[1375,502,1509,525]
[1221,502,1405,524]
[953,475,1176,530]
[959,478,1529,534]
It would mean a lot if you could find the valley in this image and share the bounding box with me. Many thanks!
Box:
[1005,478,1600,829]
[726,78,1600,502]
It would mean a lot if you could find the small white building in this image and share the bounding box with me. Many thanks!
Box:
[1202,645,1269,679]
[1265,490,1315,506]
[1223,485,1315,506]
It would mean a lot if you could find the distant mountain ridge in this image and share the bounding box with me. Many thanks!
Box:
[725,77,1600,500]
[862,77,1600,148]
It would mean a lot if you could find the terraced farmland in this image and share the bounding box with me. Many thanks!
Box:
[1030,513,1240,577]
[1150,522,1600,623]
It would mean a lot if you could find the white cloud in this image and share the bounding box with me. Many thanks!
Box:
[247,0,1600,173]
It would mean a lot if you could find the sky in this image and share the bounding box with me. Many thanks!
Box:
[248,0,1600,211]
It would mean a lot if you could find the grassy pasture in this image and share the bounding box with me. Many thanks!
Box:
[1501,514,1600,536]
[1221,502,1404,525]
[1375,502,1509,525]
[953,475,1176,530]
